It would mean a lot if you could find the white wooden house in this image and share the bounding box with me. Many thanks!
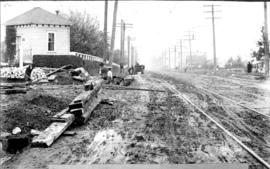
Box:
[5,7,71,67]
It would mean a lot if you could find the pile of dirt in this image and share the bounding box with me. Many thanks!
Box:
[1,94,69,133]
[51,71,83,85]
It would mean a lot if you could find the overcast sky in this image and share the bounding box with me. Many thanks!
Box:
[1,1,269,69]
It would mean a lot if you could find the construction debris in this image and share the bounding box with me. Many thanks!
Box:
[12,127,21,135]
[63,131,76,136]
[30,78,104,147]
[30,129,42,136]
[1,134,31,154]
[31,113,75,147]
[69,78,104,125]
[0,88,28,95]
[46,65,72,77]
[103,85,169,93]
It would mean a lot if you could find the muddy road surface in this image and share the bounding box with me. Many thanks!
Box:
[1,73,269,169]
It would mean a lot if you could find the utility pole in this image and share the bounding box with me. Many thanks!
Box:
[127,36,131,67]
[109,0,118,67]
[264,1,269,77]
[168,47,171,70]
[184,31,195,67]
[103,0,108,63]
[174,45,177,69]
[131,46,134,67]
[117,20,133,66]
[164,49,167,70]
[120,20,125,64]
[204,4,221,73]
[179,39,183,70]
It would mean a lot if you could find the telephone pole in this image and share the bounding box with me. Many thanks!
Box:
[204,4,221,73]
[117,20,133,66]
[109,0,118,67]
[103,0,108,63]
[178,39,183,70]
[184,31,195,67]
[168,47,171,69]
[120,20,125,64]
[131,46,134,67]
[264,1,269,77]
[127,36,131,67]
[174,45,177,69]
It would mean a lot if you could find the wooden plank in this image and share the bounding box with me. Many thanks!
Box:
[103,85,169,93]
[53,108,69,118]
[70,108,84,117]
[0,83,26,89]
[63,131,76,136]
[72,79,103,104]
[46,65,72,77]
[1,88,27,94]
[81,97,100,124]
[31,113,75,147]
[69,101,84,110]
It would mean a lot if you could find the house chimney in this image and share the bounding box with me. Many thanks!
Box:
[55,10,60,15]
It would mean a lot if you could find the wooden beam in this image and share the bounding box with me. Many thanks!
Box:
[0,88,27,94]
[81,96,100,124]
[31,113,75,147]
[46,65,72,77]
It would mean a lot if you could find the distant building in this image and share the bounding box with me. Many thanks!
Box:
[5,7,71,66]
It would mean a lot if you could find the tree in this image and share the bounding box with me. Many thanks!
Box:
[4,26,16,63]
[64,10,107,58]
[251,26,265,61]
[225,56,245,68]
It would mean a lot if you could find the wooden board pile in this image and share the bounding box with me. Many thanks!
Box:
[69,78,104,125]
[31,78,104,147]
[0,82,28,94]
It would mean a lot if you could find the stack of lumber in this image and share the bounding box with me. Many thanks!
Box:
[31,112,74,147]
[0,82,27,94]
[69,78,104,125]
[31,78,103,147]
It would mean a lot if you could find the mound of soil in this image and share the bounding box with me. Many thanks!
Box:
[1,94,69,133]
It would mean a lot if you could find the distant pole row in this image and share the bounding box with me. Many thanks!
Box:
[104,0,136,68]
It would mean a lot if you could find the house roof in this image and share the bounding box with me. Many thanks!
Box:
[5,7,71,26]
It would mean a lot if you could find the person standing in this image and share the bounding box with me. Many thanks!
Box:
[247,61,252,73]
[107,67,113,84]
[25,64,34,81]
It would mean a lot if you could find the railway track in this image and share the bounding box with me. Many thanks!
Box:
[157,78,270,169]
[198,87,270,119]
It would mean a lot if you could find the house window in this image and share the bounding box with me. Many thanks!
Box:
[48,33,55,51]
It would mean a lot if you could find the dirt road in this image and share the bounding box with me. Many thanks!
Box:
[1,72,269,169]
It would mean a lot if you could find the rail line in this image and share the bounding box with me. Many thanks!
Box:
[159,79,270,169]
[158,71,270,119]
[198,86,270,119]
